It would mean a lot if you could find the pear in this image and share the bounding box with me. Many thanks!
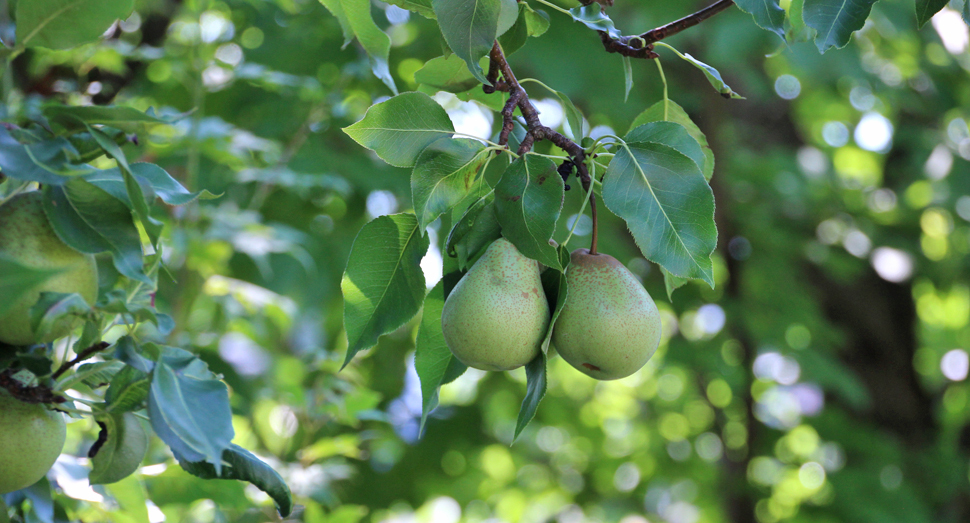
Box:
[441,238,550,371]
[0,393,66,494]
[0,191,99,346]
[552,249,661,380]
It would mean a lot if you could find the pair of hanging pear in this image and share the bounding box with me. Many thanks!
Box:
[441,238,662,380]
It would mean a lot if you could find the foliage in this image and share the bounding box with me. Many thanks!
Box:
[1,0,969,522]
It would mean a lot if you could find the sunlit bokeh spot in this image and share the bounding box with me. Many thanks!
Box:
[532,98,564,130]
[843,229,872,258]
[854,112,894,152]
[924,144,953,179]
[880,465,903,491]
[774,74,801,100]
[932,8,970,54]
[871,247,914,282]
[821,121,849,147]
[941,349,969,381]
[421,227,443,288]
[798,462,826,490]
[366,190,398,217]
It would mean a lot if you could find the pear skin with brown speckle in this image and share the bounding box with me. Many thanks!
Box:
[552,249,661,380]
[442,238,550,371]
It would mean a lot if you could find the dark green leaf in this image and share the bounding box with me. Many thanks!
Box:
[622,56,633,103]
[414,55,482,93]
[538,247,569,354]
[43,105,171,133]
[341,214,429,367]
[105,364,151,413]
[321,0,398,94]
[513,352,546,441]
[58,361,123,391]
[494,155,564,271]
[90,412,149,485]
[433,0,504,83]
[16,0,134,49]
[343,92,455,168]
[415,281,466,433]
[677,53,745,99]
[661,267,690,300]
[383,0,435,18]
[0,128,90,185]
[0,255,61,317]
[604,142,717,286]
[86,162,217,207]
[173,444,293,517]
[734,0,787,37]
[412,138,488,230]
[804,0,879,52]
[42,181,149,284]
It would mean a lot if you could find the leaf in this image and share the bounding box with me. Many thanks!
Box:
[622,56,634,103]
[43,105,171,133]
[28,292,92,342]
[0,128,89,185]
[446,193,502,270]
[678,53,745,99]
[383,0,436,19]
[661,267,690,300]
[90,412,149,485]
[513,352,546,441]
[412,138,488,230]
[568,5,620,38]
[0,255,61,317]
[319,0,353,45]
[531,83,584,142]
[42,180,149,284]
[629,99,715,181]
[433,0,504,83]
[16,0,134,49]
[494,155,564,271]
[58,361,123,391]
[173,444,293,517]
[603,142,717,286]
[965,0,970,26]
[414,282,467,433]
[626,122,707,178]
[803,0,879,52]
[786,0,815,42]
[86,162,217,207]
[338,0,398,94]
[105,365,150,413]
[341,214,429,367]
[734,0,787,37]
[343,92,455,168]
[414,54,482,93]
[148,357,235,474]
[538,247,570,354]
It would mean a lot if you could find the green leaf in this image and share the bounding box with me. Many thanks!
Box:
[0,128,90,185]
[86,163,217,207]
[786,0,815,42]
[661,267,690,300]
[494,155,564,271]
[629,99,715,181]
[105,364,150,413]
[341,214,429,367]
[42,180,149,284]
[604,142,717,286]
[148,356,234,474]
[446,193,502,270]
[568,5,620,38]
[734,0,787,37]
[319,0,353,45]
[513,352,546,441]
[43,105,171,133]
[173,444,293,517]
[414,55,482,93]
[58,361,123,391]
[90,412,149,485]
[412,138,489,230]
[538,247,570,354]
[343,92,455,168]
[677,52,745,99]
[16,0,134,49]
[0,255,61,317]
[433,0,504,83]
[626,122,707,178]
[383,0,435,19]
[415,281,467,433]
[28,292,92,342]
[803,0,879,52]
[622,56,633,103]
[322,0,398,93]
[965,0,970,25]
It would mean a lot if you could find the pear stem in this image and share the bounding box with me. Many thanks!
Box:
[589,192,599,255]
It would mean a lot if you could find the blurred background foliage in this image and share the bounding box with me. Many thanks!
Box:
[3,0,970,521]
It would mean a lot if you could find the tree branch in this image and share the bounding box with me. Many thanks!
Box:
[485,41,598,253]
[598,0,736,59]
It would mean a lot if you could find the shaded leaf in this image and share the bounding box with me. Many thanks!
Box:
[0,255,61,317]
[678,53,745,99]
[0,128,90,185]
[494,155,564,271]
[16,0,134,49]
[538,247,570,354]
[105,364,151,413]
[90,412,149,485]
[568,5,620,38]
[629,99,715,180]
[626,122,707,178]
[734,0,787,37]
[415,282,467,433]
[321,0,398,93]
[433,0,505,83]
[43,105,171,133]
[412,138,488,229]
[513,352,546,441]
[341,214,429,367]
[28,292,91,342]
[414,55,481,93]
[804,0,879,52]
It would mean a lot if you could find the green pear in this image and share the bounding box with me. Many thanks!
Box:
[552,249,662,380]
[0,191,98,346]
[441,238,550,371]
[0,393,66,494]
